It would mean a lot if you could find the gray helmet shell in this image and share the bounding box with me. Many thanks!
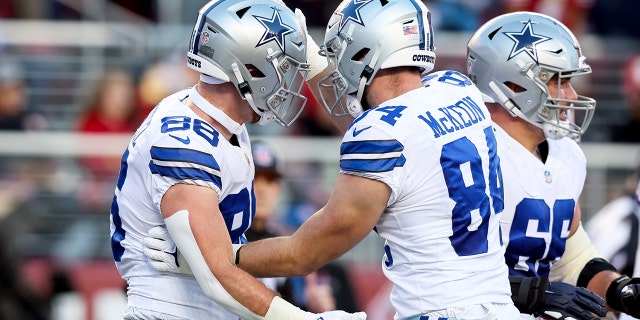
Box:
[187,0,309,126]
[467,11,595,140]
[318,0,436,117]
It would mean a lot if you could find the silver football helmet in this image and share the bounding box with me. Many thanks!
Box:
[318,0,436,117]
[467,11,595,140]
[187,0,309,126]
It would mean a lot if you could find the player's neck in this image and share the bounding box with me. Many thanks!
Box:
[196,82,253,124]
[366,68,422,107]
[492,107,546,160]
[187,82,252,141]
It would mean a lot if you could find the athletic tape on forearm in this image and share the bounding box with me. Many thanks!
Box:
[263,296,308,320]
[549,223,603,285]
[305,33,328,81]
[293,8,327,81]
[165,210,261,320]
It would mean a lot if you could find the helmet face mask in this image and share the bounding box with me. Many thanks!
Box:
[187,0,310,127]
[317,0,436,118]
[467,12,596,140]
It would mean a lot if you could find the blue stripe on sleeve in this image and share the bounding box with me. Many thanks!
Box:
[149,162,222,189]
[340,155,406,172]
[150,146,220,171]
[340,140,404,155]
[340,140,406,172]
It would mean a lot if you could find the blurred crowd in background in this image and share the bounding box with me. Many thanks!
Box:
[0,0,639,319]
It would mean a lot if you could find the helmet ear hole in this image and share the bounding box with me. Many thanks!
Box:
[352,48,370,62]
[246,65,265,78]
[504,81,526,93]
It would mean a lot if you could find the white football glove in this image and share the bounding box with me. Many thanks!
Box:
[304,311,367,320]
[144,226,192,274]
[143,226,244,274]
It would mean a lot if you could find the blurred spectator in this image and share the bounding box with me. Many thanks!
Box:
[75,69,136,212]
[0,58,47,131]
[246,140,299,307]
[246,140,335,312]
[0,56,48,219]
[76,69,136,177]
[502,0,594,35]
[245,141,289,243]
[246,140,356,313]
[135,55,199,125]
[611,54,640,143]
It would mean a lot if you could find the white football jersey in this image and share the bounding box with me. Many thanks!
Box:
[494,124,586,279]
[346,70,514,319]
[109,86,253,319]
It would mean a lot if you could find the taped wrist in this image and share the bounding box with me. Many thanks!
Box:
[509,276,549,314]
[305,33,328,80]
[606,275,631,312]
[577,258,617,288]
[263,296,308,320]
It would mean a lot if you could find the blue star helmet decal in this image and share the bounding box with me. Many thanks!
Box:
[503,19,551,64]
[338,0,374,32]
[254,8,294,52]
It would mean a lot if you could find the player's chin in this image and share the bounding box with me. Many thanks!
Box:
[250,111,261,124]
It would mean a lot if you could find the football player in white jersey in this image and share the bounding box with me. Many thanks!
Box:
[233,1,523,319]
[143,0,522,318]
[110,0,366,319]
[467,11,640,319]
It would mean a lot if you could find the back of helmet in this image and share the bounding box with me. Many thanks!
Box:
[318,0,436,117]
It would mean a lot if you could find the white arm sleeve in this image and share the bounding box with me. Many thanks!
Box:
[165,210,262,319]
[165,210,309,320]
[549,223,603,285]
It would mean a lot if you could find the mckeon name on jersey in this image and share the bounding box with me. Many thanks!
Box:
[110,86,253,319]
[344,70,513,319]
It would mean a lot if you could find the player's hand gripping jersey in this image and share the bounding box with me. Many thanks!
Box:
[110,86,253,319]
[351,70,513,318]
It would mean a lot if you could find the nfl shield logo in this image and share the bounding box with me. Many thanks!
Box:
[403,25,418,35]
[544,170,552,184]
[200,31,210,43]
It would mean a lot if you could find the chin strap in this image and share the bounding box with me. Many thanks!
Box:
[189,85,245,135]
[230,62,276,126]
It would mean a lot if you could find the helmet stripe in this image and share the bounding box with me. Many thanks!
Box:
[191,0,224,55]
[408,0,425,50]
